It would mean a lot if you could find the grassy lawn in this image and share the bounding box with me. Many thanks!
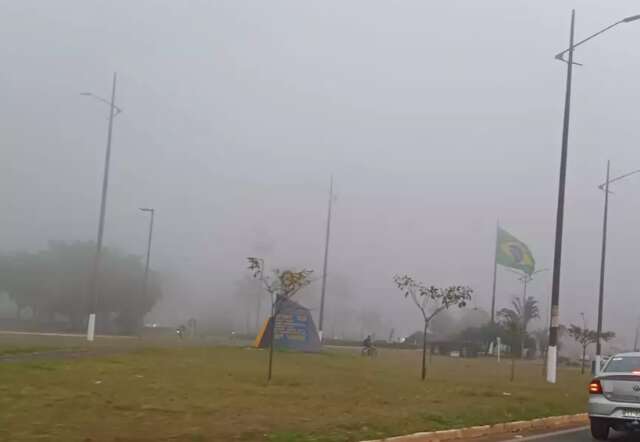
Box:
[0,343,589,442]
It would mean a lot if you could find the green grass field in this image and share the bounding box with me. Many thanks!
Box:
[0,336,589,442]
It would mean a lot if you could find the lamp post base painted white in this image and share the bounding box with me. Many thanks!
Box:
[87,313,96,342]
[594,354,602,376]
[546,345,557,383]
[497,337,501,363]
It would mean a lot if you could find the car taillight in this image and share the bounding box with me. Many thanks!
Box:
[589,379,603,394]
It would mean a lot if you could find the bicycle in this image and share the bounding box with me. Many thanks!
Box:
[361,346,378,357]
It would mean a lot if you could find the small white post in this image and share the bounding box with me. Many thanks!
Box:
[497,337,501,363]
[87,313,96,341]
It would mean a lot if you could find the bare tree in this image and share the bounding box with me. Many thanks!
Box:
[567,325,615,374]
[247,257,313,382]
[393,275,472,381]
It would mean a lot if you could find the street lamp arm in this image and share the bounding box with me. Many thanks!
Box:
[80,92,123,116]
[598,169,640,190]
[555,20,624,62]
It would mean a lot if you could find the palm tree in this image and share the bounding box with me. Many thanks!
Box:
[498,296,540,358]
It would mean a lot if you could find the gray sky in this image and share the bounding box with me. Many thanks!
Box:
[2,1,640,344]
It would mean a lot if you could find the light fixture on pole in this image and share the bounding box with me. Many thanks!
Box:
[547,11,640,383]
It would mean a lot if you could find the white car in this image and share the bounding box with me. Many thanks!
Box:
[588,352,640,439]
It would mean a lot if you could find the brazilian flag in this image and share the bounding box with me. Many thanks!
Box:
[496,227,535,275]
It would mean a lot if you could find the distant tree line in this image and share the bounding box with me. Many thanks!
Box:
[0,241,162,334]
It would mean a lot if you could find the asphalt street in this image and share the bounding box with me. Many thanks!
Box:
[504,428,640,441]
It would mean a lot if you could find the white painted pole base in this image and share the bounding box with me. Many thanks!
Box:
[87,313,96,342]
[497,337,501,363]
[318,330,323,343]
[594,355,602,376]
[546,345,557,383]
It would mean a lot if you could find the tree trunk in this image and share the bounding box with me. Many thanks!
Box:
[581,345,586,375]
[510,351,516,381]
[421,322,428,381]
[267,314,276,382]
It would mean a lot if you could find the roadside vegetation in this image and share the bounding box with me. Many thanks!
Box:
[0,341,588,442]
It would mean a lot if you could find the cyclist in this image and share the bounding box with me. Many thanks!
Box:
[362,335,376,357]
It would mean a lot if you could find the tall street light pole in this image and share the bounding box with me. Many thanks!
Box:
[140,208,155,300]
[595,165,640,372]
[547,11,640,384]
[318,175,334,342]
[595,161,610,374]
[547,10,575,384]
[82,72,122,342]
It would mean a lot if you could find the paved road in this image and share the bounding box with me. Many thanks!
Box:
[504,427,640,441]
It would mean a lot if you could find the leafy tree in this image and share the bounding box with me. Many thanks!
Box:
[459,321,506,350]
[0,241,161,333]
[247,257,313,382]
[431,308,490,338]
[393,274,472,380]
[567,325,616,374]
[497,296,539,359]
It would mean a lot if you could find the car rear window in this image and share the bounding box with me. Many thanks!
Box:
[604,356,640,373]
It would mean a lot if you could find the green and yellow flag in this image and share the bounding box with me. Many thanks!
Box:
[496,227,535,275]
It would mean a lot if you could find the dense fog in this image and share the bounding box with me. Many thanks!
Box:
[2,0,640,351]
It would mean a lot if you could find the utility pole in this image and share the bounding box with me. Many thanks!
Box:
[548,10,575,383]
[140,208,155,298]
[490,222,499,324]
[595,161,610,374]
[546,9,640,384]
[318,176,334,342]
[85,72,118,342]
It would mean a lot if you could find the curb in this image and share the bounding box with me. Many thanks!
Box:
[360,413,588,442]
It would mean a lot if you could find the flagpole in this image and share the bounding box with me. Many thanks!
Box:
[318,175,334,342]
[490,221,499,324]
